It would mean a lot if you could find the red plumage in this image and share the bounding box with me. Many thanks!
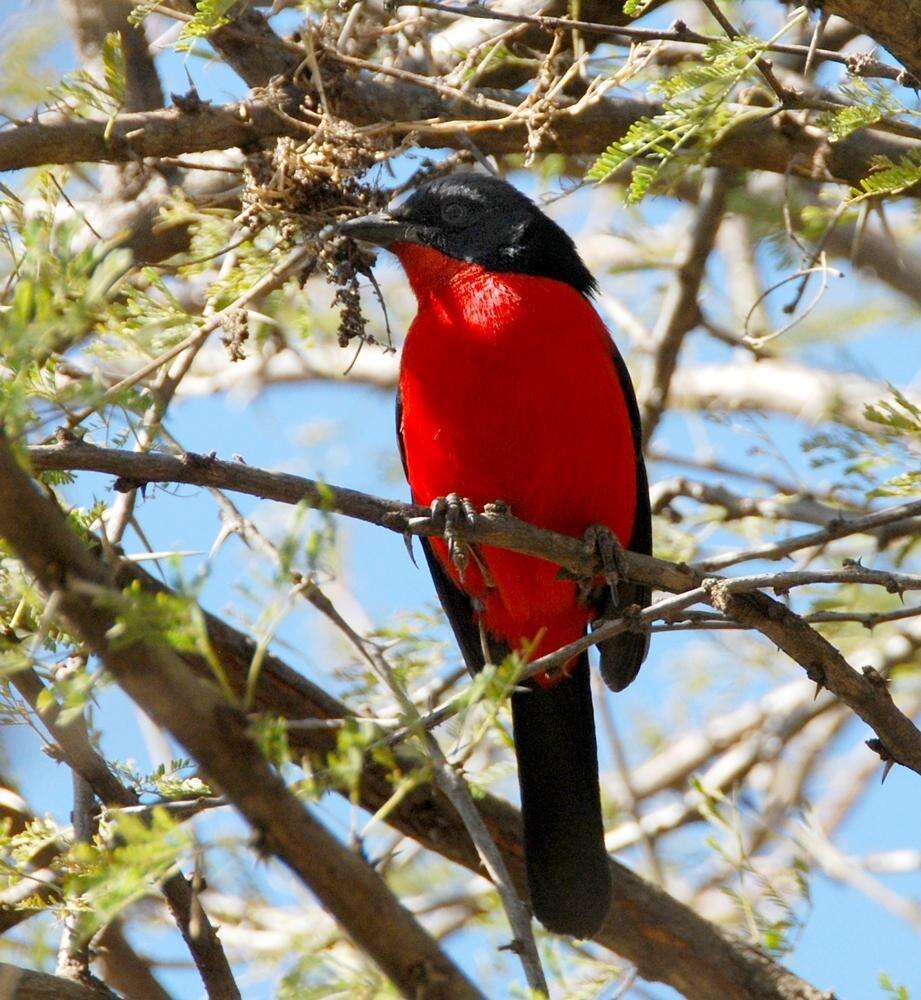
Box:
[397,244,638,686]
[340,173,650,938]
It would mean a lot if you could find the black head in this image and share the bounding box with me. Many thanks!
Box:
[339,173,597,297]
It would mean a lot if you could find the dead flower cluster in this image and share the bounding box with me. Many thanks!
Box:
[240,120,392,348]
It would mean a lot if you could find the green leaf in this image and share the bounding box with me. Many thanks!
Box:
[151,762,212,800]
[251,715,293,770]
[869,471,921,498]
[847,151,921,204]
[623,0,656,15]
[879,973,911,1000]
[128,1,161,26]
[67,807,192,940]
[101,32,126,109]
[864,387,921,438]
[817,78,904,141]
[587,15,807,199]
[178,0,238,40]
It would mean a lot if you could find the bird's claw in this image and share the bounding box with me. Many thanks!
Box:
[582,524,627,604]
[432,493,477,578]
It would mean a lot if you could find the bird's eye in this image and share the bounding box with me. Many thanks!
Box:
[441,201,469,226]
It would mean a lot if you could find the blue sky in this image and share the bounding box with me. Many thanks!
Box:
[2,2,920,997]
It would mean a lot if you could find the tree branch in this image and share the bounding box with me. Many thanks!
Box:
[823,0,921,81]
[416,0,913,85]
[649,476,911,536]
[642,169,730,443]
[26,436,920,585]
[1,80,917,197]
[9,668,241,1000]
[0,434,835,998]
[0,101,288,173]
[170,1,299,87]
[62,0,164,113]
[0,963,118,1000]
[0,433,483,1000]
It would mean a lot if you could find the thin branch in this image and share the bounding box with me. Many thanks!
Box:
[649,476,904,536]
[55,771,101,992]
[1,82,918,198]
[804,605,921,627]
[102,250,240,544]
[717,568,921,595]
[9,669,242,1000]
[24,439,921,773]
[698,0,789,102]
[0,434,484,1000]
[642,169,731,444]
[0,869,61,936]
[651,605,921,629]
[55,243,315,438]
[213,492,546,993]
[695,507,921,572]
[411,0,914,84]
[0,963,119,1000]
[308,583,548,995]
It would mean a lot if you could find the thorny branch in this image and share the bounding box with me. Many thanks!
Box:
[0,432,485,1000]
[9,667,242,1000]
[213,492,549,992]
[24,439,921,776]
[0,436,836,1000]
[0,78,918,198]
[410,0,917,86]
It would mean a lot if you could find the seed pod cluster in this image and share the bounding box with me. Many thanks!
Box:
[239,119,391,349]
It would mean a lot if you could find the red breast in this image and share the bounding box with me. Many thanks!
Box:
[396,244,637,681]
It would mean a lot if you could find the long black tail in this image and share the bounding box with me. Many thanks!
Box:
[510,654,611,937]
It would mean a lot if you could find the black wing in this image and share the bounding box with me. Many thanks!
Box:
[595,339,651,692]
[396,389,487,676]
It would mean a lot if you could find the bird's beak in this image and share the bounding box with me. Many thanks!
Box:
[337,212,416,248]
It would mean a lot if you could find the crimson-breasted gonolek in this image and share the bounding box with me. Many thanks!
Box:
[341,174,651,937]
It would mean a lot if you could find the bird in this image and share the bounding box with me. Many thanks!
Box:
[340,173,651,938]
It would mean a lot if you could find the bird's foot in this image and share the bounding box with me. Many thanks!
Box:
[581,524,627,604]
[431,493,477,579]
